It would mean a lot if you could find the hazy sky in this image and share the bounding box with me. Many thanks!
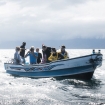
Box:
[0,0,105,48]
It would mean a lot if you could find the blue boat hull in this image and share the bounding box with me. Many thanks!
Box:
[4,53,102,80]
[6,65,95,80]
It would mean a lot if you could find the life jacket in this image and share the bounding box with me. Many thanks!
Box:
[58,51,68,59]
[48,52,58,61]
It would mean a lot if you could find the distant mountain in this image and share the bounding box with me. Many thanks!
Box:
[0,38,105,49]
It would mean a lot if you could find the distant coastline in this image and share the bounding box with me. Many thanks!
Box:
[0,38,104,49]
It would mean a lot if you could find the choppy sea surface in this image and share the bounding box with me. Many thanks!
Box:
[0,49,105,105]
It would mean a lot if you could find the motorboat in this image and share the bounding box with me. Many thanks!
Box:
[4,53,103,80]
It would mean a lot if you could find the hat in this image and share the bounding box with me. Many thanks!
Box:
[16,46,20,51]
[61,45,66,48]
[30,46,34,49]
[42,44,46,48]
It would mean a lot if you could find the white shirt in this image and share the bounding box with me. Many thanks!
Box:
[14,51,22,64]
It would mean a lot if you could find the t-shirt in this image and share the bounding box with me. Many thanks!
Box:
[27,52,38,64]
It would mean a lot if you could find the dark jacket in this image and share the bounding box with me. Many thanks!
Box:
[20,45,25,57]
[37,53,42,64]
[42,47,51,62]
[58,51,69,60]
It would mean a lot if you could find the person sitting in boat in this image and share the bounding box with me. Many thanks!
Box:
[58,45,69,60]
[25,46,38,64]
[42,44,51,63]
[92,49,95,54]
[20,42,26,63]
[48,48,58,62]
[98,50,101,54]
[36,48,42,64]
[14,46,22,64]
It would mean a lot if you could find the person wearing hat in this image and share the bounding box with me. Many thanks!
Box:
[14,46,22,64]
[25,46,38,64]
[20,42,26,63]
[58,45,69,60]
[48,48,58,62]
[42,44,51,63]
[92,49,95,54]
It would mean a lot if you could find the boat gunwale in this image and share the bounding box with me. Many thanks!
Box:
[4,54,102,66]
[5,64,94,72]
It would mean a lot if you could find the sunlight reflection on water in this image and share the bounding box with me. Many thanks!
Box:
[0,49,105,105]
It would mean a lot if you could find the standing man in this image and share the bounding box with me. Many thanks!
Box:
[42,44,51,63]
[20,42,26,63]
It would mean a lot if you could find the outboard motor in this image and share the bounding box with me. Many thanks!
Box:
[89,53,103,68]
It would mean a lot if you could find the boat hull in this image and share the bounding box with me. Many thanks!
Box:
[6,65,95,80]
[4,54,102,80]
[55,71,94,80]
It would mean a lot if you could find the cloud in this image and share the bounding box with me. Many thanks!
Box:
[0,0,105,42]
[0,1,6,6]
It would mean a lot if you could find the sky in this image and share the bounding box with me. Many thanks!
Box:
[0,0,105,48]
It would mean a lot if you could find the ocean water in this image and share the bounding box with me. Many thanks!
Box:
[0,49,105,105]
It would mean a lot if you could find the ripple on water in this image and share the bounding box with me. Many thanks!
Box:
[0,49,105,104]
